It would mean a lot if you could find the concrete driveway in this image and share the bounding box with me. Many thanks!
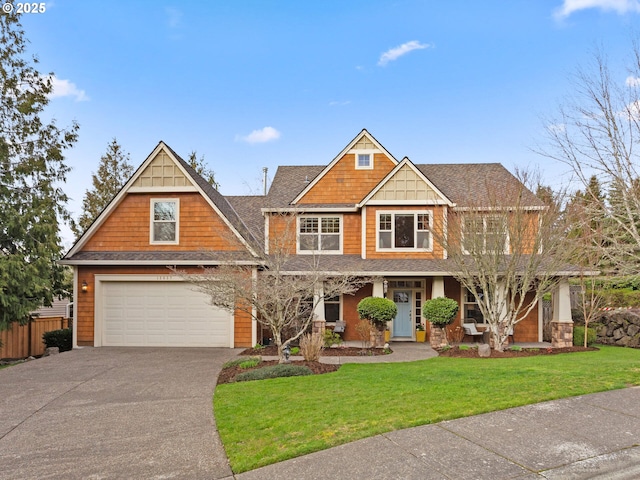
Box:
[0,347,241,480]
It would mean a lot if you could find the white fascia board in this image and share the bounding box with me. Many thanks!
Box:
[453,205,546,212]
[58,259,263,266]
[261,207,359,213]
[291,129,399,205]
[280,270,454,277]
[364,199,451,206]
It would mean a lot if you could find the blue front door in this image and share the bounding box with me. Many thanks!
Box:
[393,290,413,337]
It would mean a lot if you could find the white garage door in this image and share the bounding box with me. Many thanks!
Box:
[101,281,231,347]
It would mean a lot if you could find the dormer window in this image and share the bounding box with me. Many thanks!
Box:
[151,199,179,244]
[355,153,373,170]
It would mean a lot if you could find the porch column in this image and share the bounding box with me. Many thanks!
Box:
[312,284,326,337]
[72,266,78,349]
[551,278,573,348]
[372,279,385,298]
[431,276,445,298]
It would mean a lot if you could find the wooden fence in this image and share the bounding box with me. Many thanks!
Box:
[0,317,69,360]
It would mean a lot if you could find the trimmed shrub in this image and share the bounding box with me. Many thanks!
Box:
[42,328,72,352]
[357,297,398,327]
[234,364,313,382]
[422,297,459,326]
[573,326,597,347]
[323,328,343,347]
[223,356,262,369]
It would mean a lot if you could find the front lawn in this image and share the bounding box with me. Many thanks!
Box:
[214,346,640,473]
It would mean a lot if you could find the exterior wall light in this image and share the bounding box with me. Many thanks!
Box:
[81,280,88,293]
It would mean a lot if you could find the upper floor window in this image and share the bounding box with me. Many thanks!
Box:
[377,211,432,251]
[298,215,342,253]
[463,215,508,254]
[355,153,373,170]
[151,199,179,244]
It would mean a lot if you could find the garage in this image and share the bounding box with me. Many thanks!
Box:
[100,281,232,347]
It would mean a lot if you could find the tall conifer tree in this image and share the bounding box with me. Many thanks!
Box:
[0,13,79,328]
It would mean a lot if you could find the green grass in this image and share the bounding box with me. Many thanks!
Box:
[214,346,640,473]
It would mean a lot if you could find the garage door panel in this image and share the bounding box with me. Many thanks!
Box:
[101,281,231,347]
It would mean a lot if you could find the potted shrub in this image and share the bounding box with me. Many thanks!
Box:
[357,297,397,347]
[415,323,426,343]
[422,297,459,348]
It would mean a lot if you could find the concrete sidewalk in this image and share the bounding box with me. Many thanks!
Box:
[236,386,640,479]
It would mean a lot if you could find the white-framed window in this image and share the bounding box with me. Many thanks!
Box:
[377,211,432,251]
[462,215,508,254]
[462,288,486,324]
[298,215,342,254]
[355,152,374,170]
[324,294,341,322]
[150,199,179,244]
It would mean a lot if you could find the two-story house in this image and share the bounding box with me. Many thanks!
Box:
[61,129,573,349]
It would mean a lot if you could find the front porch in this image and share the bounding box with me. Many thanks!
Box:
[287,276,575,348]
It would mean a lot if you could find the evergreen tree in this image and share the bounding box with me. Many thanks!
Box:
[0,13,79,329]
[74,139,133,237]
[188,150,219,189]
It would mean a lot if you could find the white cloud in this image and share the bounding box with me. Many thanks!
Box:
[554,0,640,19]
[626,75,640,87]
[378,40,431,67]
[329,100,351,106]
[236,126,281,144]
[165,7,183,28]
[47,75,89,102]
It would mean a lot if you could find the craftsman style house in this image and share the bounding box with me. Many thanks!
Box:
[61,130,574,349]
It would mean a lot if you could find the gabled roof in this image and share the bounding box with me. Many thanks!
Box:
[63,141,262,262]
[415,163,545,208]
[359,157,454,207]
[265,165,326,208]
[265,162,543,211]
[290,129,398,204]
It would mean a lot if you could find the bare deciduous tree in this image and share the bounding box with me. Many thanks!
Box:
[174,211,372,363]
[538,44,640,272]
[435,172,572,351]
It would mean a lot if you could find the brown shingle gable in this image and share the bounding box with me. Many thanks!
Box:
[264,162,543,209]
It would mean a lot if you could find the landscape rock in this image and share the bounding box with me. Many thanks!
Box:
[478,344,491,357]
[44,347,59,356]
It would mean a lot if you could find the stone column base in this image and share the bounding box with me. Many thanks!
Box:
[551,321,574,348]
[429,326,447,348]
[312,319,326,338]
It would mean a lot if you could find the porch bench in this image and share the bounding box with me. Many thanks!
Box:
[333,321,346,337]
[463,322,485,343]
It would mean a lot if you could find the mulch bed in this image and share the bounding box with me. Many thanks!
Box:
[240,345,390,357]
[437,345,598,358]
[217,360,339,385]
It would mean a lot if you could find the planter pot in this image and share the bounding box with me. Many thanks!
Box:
[416,330,426,343]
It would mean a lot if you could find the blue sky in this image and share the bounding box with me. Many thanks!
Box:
[16,0,640,247]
